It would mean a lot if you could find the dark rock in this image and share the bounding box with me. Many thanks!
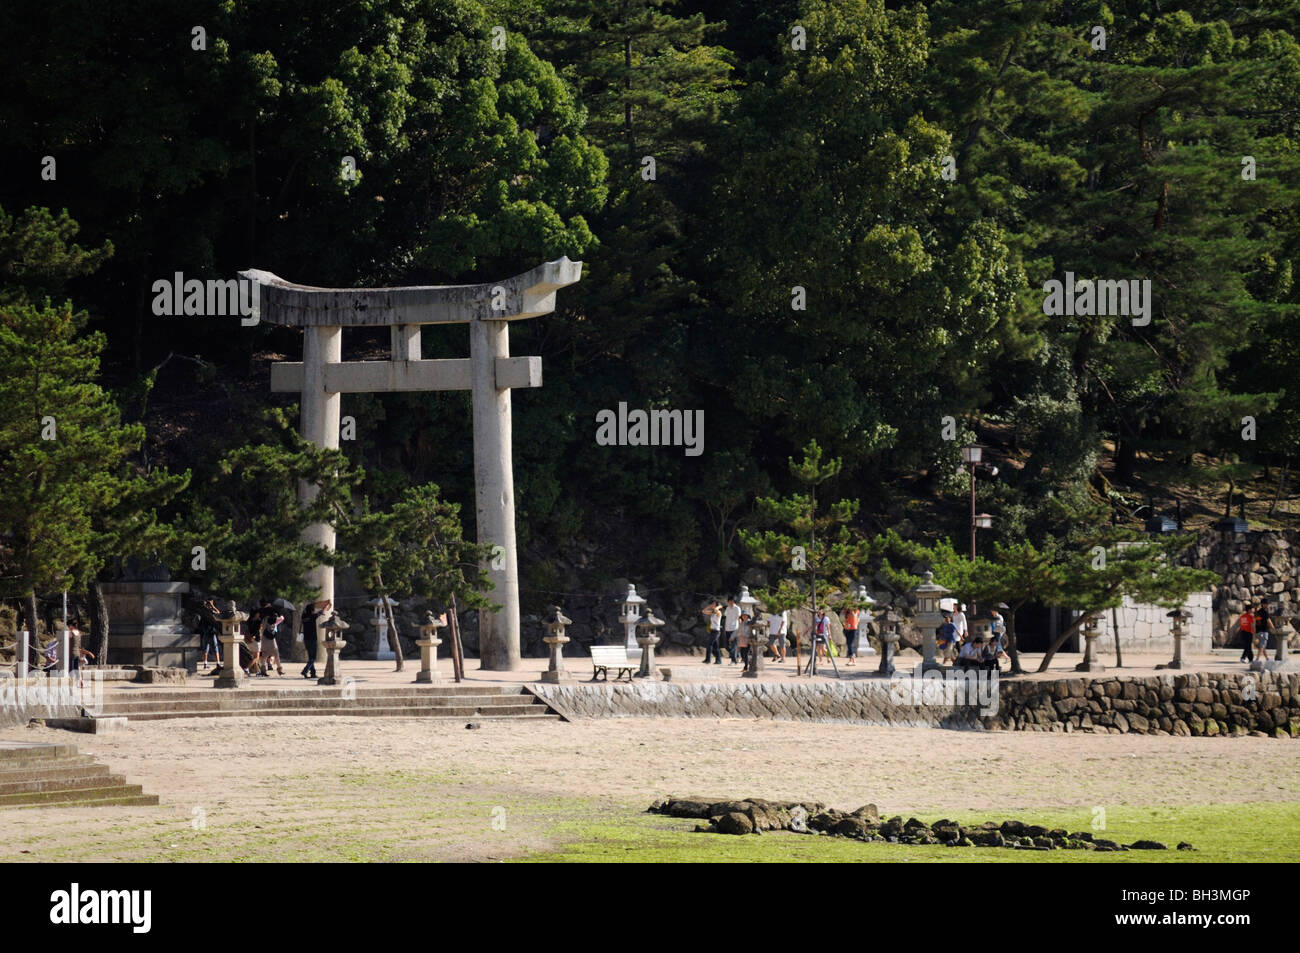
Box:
[661,798,716,819]
[968,829,1004,848]
[1177,842,1196,851]
[1127,840,1168,850]
[833,817,873,839]
[717,812,755,835]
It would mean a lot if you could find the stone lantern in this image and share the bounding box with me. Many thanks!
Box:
[214,601,249,689]
[414,611,446,684]
[318,612,350,686]
[1165,608,1190,670]
[369,596,399,661]
[1270,617,1297,671]
[619,584,646,652]
[1075,613,1105,673]
[911,571,950,673]
[635,608,665,679]
[540,606,575,684]
[854,585,878,656]
[742,609,768,679]
[738,584,759,620]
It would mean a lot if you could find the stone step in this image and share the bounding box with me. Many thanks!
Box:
[1,792,160,810]
[102,684,520,703]
[96,694,541,714]
[0,771,126,796]
[113,706,559,722]
[0,761,111,785]
[0,783,151,807]
[0,743,80,763]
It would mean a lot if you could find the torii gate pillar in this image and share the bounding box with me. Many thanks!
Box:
[245,258,582,671]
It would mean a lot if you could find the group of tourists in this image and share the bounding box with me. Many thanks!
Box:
[195,596,333,678]
[1236,601,1276,663]
[698,598,871,667]
[936,603,1009,671]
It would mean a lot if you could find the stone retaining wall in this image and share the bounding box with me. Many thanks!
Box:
[531,670,1300,738]
[531,680,984,729]
[992,671,1300,737]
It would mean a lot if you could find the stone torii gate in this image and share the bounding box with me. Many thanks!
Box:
[240,258,582,671]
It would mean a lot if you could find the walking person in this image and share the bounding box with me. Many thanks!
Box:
[813,608,831,662]
[1255,601,1273,661]
[842,605,860,666]
[1238,605,1256,663]
[66,618,94,688]
[766,609,788,662]
[259,600,285,677]
[1254,602,1272,662]
[951,603,969,644]
[301,599,328,678]
[198,598,222,674]
[937,611,958,663]
[701,600,723,664]
[737,613,752,669]
[723,596,741,664]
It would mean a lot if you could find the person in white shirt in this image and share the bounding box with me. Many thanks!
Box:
[724,597,741,664]
[701,600,723,664]
[951,604,968,643]
[766,610,788,662]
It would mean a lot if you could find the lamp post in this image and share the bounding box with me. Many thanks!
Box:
[961,444,998,561]
[1165,608,1189,670]
[912,571,950,673]
[619,584,645,653]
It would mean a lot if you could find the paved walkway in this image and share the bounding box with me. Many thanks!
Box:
[93,648,1264,696]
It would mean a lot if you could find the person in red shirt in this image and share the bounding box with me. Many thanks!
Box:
[1238,607,1256,663]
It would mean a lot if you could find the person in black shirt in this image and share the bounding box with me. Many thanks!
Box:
[301,599,330,678]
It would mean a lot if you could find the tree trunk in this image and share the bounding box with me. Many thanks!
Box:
[1268,461,1289,518]
[373,570,405,672]
[449,594,465,683]
[24,591,39,652]
[1005,607,1025,674]
[1116,438,1138,483]
[1112,604,1123,668]
[89,580,110,665]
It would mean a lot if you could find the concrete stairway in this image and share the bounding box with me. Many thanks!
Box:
[0,742,158,808]
[92,684,563,723]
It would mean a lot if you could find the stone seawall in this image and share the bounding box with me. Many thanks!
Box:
[532,671,1300,738]
[994,671,1300,737]
[531,680,985,729]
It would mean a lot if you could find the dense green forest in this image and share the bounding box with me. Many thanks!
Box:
[2,0,1299,617]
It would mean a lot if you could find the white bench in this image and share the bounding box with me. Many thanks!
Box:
[591,645,637,681]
